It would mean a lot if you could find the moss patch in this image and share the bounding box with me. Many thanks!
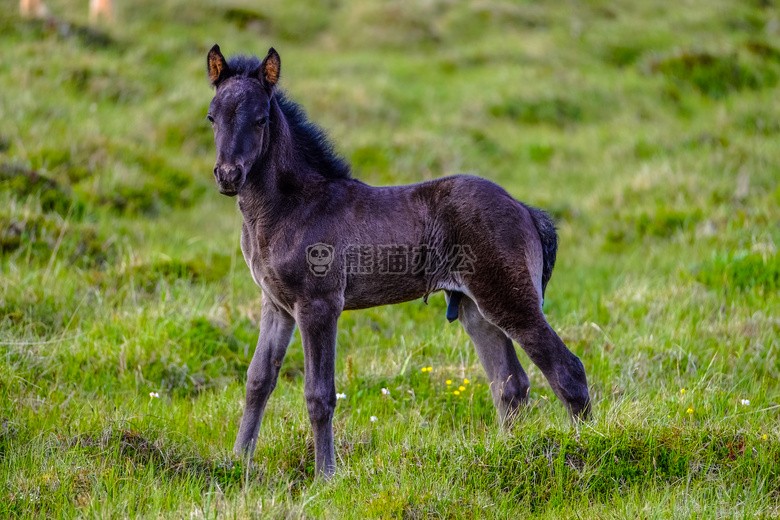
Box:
[696,252,780,292]
[650,51,778,98]
[0,163,82,217]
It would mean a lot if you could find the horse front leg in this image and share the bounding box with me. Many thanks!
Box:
[296,298,341,479]
[233,295,296,460]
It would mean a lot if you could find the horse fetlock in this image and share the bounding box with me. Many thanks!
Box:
[559,384,590,417]
[491,374,531,426]
[552,356,590,418]
[233,436,257,460]
[315,450,337,480]
[498,374,530,405]
[308,405,336,478]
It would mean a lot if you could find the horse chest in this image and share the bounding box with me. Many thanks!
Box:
[240,224,293,310]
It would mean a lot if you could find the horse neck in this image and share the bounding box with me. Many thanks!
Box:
[238,97,307,226]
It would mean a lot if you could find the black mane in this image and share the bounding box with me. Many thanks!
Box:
[227,55,352,180]
[275,92,352,180]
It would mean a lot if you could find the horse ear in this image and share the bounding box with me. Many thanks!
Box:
[207,44,230,87]
[258,47,281,90]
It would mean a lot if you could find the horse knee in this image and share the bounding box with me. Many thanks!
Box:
[305,388,336,425]
[245,369,277,402]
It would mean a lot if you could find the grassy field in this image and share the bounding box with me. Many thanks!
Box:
[1,0,779,517]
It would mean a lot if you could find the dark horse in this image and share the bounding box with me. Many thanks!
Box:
[205,45,590,478]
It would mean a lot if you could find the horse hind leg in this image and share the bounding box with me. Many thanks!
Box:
[485,294,591,419]
[463,275,590,419]
[450,292,530,425]
[513,319,591,419]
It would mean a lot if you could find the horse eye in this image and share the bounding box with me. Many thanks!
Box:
[206,115,215,123]
[256,116,268,127]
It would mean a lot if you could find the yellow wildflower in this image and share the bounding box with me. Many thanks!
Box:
[458,386,466,392]
[454,390,460,396]
[686,408,693,414]
[464,378,470,384]
[446,380,452,385]
[763,434,768,440]
[680,388,686,394]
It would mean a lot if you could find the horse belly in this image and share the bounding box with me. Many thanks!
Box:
[343,274,428,310]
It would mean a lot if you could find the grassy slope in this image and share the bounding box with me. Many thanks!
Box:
[1,0,779,517]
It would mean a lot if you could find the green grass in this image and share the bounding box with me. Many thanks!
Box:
[1,0,779,517]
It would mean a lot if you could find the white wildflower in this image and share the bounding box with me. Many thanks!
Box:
[370,416,378,422]
[149,392,160,398]
[741,399,750,406]
[381,388,390,395]
[336,393,347,400]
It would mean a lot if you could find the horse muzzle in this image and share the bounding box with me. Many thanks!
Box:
[213,164,245,197]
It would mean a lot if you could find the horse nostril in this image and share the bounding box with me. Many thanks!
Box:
[218,167,241,186]
[228,167,242,182]
[213,164,243,191]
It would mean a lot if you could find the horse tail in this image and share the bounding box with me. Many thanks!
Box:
[526,206,558,299]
